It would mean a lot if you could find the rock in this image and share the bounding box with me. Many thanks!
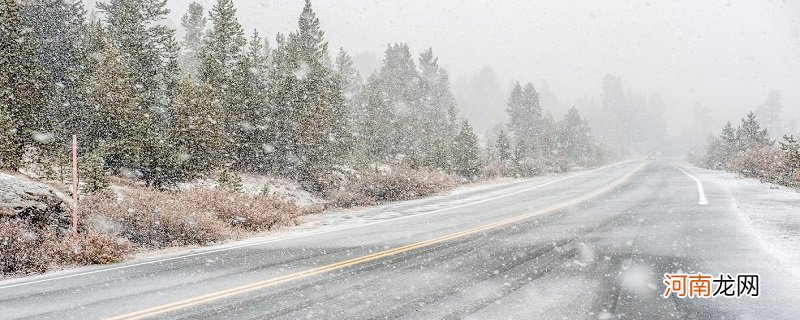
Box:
[0,172,70,230]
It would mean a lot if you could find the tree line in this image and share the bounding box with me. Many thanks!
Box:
[696,112,800,187]
[1,0,607,190]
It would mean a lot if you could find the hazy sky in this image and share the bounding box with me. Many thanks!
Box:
[91,0,800,135]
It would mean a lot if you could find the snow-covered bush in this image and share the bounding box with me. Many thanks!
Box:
[732,146,782,180]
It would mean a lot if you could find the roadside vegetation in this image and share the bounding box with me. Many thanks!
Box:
[690,112,800,188]
[0,0,612,277]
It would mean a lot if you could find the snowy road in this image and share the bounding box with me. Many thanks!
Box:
[1,160,798,319]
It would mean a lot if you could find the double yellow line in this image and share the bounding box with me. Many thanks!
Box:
[109,162,645,320]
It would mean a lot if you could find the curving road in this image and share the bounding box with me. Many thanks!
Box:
[1,160,798,319]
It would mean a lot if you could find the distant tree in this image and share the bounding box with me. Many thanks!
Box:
[540,112,557,157]
[558,107,590,162]
[736,112,771,151]
[413,48,459,169]
[755,90,783,134]
[452,121,482,179]
[718,121,738,168]
[179,2,206,79]
[505,82,542,158]
[334,48,362,100]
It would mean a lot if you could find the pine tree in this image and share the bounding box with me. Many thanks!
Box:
[505,82,542,159]
[719,121,737,167]
[98,0,180,123]
[179,2,206,79]
[268,0,349,179]
[80,150,110,193]
[334,48,361,99]
[354,73,397,164]
[0,0,48,170]
[736,112,771,151]
[84,46,147,173]
[453,120,482,179]
[168,79,225,180]
[540,112,557,157]
[496,128,511,162]
[229,30,269,172]
[354,43,417,164]
[558,107,590,162]
[200,0,246,90]
[21,0,89,177]
[199,0,246,170]
[413,48,459,169]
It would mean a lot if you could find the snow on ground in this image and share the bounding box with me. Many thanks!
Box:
[173,173,327,207]
[687,164,800,277]
[239,174,327,206]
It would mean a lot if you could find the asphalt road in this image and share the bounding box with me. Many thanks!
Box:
[1,160,798,319]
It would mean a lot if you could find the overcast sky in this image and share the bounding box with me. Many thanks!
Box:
[89,0,800,135]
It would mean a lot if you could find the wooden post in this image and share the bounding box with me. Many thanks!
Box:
[71,134,78,239]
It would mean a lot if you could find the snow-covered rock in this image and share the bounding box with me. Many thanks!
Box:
[0,171,70,229]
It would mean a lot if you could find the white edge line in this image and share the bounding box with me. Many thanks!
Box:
[673,165,709,205]
[0,160,638,290]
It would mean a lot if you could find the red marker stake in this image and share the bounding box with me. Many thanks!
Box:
[71,134,78,239]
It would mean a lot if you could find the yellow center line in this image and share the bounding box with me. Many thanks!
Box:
[108,162,645,320]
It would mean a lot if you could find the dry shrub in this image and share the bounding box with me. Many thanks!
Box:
[0,220,53,276]
[733,146,782,179]
[82,190,230,248]
[82,187,301,247]
[184,188,300,231]
[0,220,129,276]
[544,157,571,173]
[482,162,511,179]
[56,233,131,265]
[515,158,546,177]
[326,189,377,208]
[329,167,458,208]
[300,203,326,215]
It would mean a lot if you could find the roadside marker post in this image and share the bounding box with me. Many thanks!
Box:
[71,134,78,239]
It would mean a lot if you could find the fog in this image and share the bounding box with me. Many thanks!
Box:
[92,0,800,147]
